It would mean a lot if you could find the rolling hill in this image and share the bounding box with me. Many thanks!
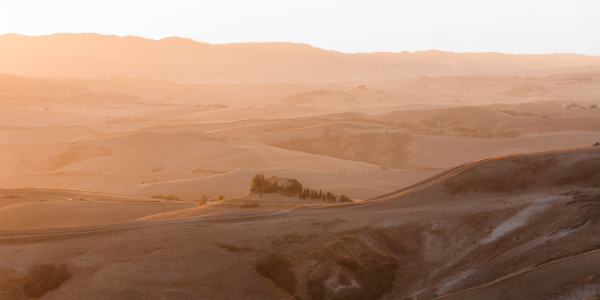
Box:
[2,33,600,81]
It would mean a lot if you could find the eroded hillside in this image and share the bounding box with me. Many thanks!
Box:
[2,147,600,299]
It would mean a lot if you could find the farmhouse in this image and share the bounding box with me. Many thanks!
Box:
[266,177,292,189]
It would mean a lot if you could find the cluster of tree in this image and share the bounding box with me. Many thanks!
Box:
[300,189,328,201]
[198,194,224,206]
[299,190,353,203]
[250,173,353,203]
[250,173,303,194]
[300,189,354,203]
[251,173,275,193]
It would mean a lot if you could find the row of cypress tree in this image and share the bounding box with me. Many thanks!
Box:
[251,173,352,202]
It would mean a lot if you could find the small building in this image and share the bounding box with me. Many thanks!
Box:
[266,177,292,189]
[564,102,581,109]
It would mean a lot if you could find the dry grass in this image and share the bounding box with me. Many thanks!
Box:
[467,213,494,238]
[50,145,112,171]
[240,203,259,209]
[444,171,533,195]
[279,190,296,197]
[562,192,600,230]
[444,155,559,194]
[467,213,489,227]
[150,194,182,201]
[218,244,253,252]
[22,263,71,298]
[553,159,600,187]
[274,128,412,168]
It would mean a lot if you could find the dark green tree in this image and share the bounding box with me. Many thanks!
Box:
[198,194,208,206]
[288,179,303,194]
[250,173,263,192]
[340,195,353,203]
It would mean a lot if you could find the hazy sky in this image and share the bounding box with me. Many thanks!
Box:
[1,0,599,55]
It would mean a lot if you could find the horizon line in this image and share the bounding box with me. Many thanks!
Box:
[2,32,599,57]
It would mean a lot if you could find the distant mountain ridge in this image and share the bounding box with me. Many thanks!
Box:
[1,33,599,82]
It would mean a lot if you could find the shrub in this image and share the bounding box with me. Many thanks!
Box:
[217,195,225,201]
[497,130,520,138]
[219,244,253,252]
[499,110,539,117]
[22,263,72,298]
[336,258,398,300]
[150,166,164,174]
[254,184,279,193]
[240,203,259,209]
[3,195,20,199]
[198,195,208,206]
[150,194,182,201]
[255,253,296,295]
[340,195,354,203]
[307,279,326,300]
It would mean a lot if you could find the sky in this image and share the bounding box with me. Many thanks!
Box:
[1,0,599,55]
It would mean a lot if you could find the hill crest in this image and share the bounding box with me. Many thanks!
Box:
[1,33,599,81]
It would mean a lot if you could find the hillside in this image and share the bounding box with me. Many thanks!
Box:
[0,189,193,230]
[1,33,600,81]
[115,168,442,200]
[2,147,600,299]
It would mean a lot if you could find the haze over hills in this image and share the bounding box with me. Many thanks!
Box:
[1,32,600,300]
[1,33,600,81]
